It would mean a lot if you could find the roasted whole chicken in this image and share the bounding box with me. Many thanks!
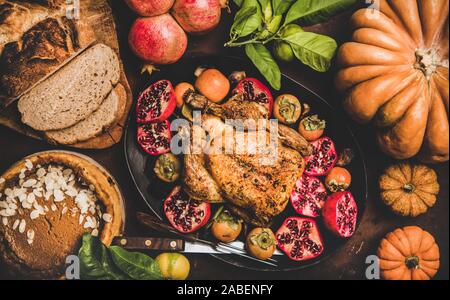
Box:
[182,92,312,226]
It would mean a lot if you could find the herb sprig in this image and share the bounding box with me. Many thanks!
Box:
[78,234,163,280]
[226,0,357,90]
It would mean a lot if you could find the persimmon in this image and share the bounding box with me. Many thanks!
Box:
[325,167,352,192]
[246,228,276,260]
[273,94,302,125]
[298,115,326,141]
[174,82,194,108]
[195,68,230,103]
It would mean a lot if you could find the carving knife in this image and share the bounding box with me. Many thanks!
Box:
[111,237,283,256]
[134,212,283,267]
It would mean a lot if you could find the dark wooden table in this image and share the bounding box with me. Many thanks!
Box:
[0,1,448,280]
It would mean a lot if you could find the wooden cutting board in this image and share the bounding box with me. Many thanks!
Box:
[0,0,133,149]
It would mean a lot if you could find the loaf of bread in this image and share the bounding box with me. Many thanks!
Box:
[45,84,127,145]
[17,43,121,131]
[0,0,132,149]
[0,16,94,103]
[0,1,54,54]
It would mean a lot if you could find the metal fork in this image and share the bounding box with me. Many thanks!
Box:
[137,212,279,267]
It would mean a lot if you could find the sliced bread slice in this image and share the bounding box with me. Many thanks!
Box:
[44,83,126,145]
[73,81,131,149]
[17,43,120,131]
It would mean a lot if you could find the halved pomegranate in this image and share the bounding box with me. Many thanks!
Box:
[233,78,273,116]
[304,137,338,177]
[137,120,172,156]
[164,186,211,233]
[322,191,358,238]
[276,217,324,261]
[136,80,176,123]
[290,174,327,217]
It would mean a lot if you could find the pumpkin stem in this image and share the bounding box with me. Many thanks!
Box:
[405,256,420,270]
[403,183,415,193]
[415,49,441,80]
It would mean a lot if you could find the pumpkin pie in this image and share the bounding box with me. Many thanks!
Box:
[0,151,124,279]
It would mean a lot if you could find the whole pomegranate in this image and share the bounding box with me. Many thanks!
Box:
[128,14,187,65]
[171,0,222,35]
[125,0,175,17]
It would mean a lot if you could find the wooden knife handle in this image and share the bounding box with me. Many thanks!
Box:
[112,237,184,251]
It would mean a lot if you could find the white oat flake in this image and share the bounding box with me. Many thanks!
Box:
[53,189,65,202]
[12,219,20,230]
[102,213,113,223]
[30,210,40,220]
[27,229,35,240]
[18,219,26,233]
[25,159,33,170]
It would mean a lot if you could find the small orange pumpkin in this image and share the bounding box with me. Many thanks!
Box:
[378,226,440,280]
[379,163,439,217]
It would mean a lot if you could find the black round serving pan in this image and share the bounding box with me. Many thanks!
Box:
[124,55,368,271]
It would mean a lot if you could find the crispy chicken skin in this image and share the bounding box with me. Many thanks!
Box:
[183,95,309,226]
[208,130,304,226]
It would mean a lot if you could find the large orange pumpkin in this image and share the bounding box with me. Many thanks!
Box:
[336,0,449,163]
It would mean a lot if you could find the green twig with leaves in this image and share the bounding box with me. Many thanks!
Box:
[226,0,358,90]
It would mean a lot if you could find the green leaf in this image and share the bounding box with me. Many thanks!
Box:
[230,0,262,38]
[245,43,281,90]
[271,0,296,16]
[234,0,244,6]
[78,234,129,280]
[285,0,357,26]
[109,246,163,280]
[284,31,337,72]
[258,0,272,21]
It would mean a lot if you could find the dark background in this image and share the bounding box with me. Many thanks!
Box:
[0,1,448,280]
